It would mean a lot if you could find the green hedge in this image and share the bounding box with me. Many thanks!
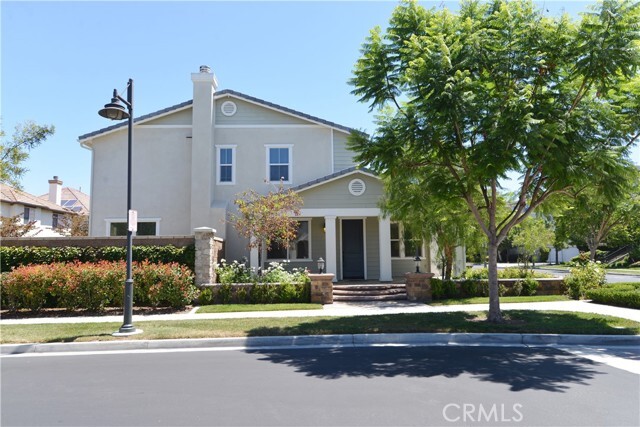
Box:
[586,282,640,309]
[201,283,310,305]
[431,278,539,300]
[1,261,197,312]
[0,245,195,273]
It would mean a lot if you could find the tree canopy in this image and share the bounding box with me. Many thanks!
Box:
[349,0,640,321]
[0,121,55,189]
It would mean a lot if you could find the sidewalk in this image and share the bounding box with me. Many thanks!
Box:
[2,299,639,325]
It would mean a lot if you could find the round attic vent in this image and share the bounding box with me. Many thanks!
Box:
[348,178,366,196]
[221,101,237,116]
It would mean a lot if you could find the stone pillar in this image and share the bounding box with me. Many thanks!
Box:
[309,273,334,304]
[405,272,434,302]
[324,215,337,282]
[194,227,217,286]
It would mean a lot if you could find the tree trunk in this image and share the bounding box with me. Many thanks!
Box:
[444,245,454,280]
[588,241,597,261]
[487,240,503,323]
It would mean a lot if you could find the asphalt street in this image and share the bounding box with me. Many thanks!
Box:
[2,345,638,427]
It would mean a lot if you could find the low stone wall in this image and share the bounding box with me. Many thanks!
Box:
[309,274,335,304]
[405,272,434,302]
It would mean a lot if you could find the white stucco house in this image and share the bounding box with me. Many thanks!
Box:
[78,66,464,281]
[1,177,79,237]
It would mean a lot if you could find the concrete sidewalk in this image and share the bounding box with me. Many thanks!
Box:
[1,299,639,325]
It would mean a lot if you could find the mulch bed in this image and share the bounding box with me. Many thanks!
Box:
[0,306,193,320]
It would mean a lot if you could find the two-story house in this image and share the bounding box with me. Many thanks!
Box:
[78,66,464,281]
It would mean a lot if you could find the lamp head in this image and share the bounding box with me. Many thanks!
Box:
[98,95,129,121]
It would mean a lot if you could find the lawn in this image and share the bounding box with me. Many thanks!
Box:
[430,295,570,306]
[2,310,638,344]
[196,303,322,313]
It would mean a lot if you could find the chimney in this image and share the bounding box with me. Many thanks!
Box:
[190,66,218,229]
[48,176,63,205]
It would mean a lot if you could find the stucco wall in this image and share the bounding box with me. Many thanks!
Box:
[89,126,192,236]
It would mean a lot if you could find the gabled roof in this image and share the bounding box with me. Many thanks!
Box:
[292,166,378,193]
[78,89,356,142]
[1,185,73,214]
[39,187,90,215]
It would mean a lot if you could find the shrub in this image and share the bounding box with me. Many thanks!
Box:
[198,288,213,305]
[586,283,640,309]
[463,267,552,280]
[0,261,196,311]
[565,261,606,299]
[215,259,253,284]
[0,245,195,273]
[519,277,539,296]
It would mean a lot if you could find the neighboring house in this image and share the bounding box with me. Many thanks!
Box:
[1,178,72,237]
[78,66,465,281]
[39,182,90,215]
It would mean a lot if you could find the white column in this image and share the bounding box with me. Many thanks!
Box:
[249,239,259,271]
[378,216,392,281]
[324,215,337,282]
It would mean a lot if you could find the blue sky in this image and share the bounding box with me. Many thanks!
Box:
[3,0,636,197]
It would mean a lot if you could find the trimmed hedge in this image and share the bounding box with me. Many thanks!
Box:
[1,261,197,312]
[586,282,640,309]
[201,283,310,305]
[431,278,540,300]
[0,245,195,273]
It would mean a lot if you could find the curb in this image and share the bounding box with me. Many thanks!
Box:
[2,333,639,355]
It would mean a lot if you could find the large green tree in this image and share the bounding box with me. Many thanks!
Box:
[555,168,640,260]
[0,121,55,189]
[349,0,640,322]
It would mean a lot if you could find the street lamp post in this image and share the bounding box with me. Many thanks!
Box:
[98,79,140,336]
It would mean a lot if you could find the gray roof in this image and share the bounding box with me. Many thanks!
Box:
[78,89,357,141]
[292,166,378,192]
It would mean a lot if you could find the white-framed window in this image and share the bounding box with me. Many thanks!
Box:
[390,222,423,258]
[106,219,160,236]
[266,219,311,261]
[216,145,236,185]
[266,144,292,184]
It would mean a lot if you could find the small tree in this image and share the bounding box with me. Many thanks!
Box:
[1,121,55,189]
[58,214,89,236]
[510,216,555,270]
[229,186,303,272]
[0,215,36,237]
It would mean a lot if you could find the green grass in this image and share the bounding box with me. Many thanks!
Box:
[430,295,570,306]
[196,303,322,313]
[2,310,638,344]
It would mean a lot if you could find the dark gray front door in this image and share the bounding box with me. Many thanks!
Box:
[342,219,364,279]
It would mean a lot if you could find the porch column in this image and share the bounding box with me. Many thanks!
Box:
[249,239,259,271]
[324,215,338,282]
[378,216,393,281]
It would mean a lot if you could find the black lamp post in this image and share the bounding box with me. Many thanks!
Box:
[99,79,140,335]
[414,252,421,273]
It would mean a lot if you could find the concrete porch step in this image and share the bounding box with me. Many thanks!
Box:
[331,283,407,302]
[333,293,408,302]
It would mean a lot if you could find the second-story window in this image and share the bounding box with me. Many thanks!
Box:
[216,145,236,185]
[267,145,292,183]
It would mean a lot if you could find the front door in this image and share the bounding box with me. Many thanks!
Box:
[342,219,365,279]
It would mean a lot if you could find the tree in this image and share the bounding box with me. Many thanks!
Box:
[58,214,90,236]
[349,0,640,322]
[510,216,555,270]
[380,173,477,279]
[229,186,303,272]
[0,121,55,189]
[0,215,36,237]
[555,168,640,260]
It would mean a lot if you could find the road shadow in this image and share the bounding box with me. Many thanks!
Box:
[246,345,601,392]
